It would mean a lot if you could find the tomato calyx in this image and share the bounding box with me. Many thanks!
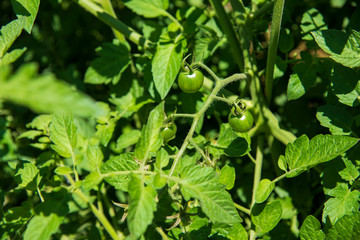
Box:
[231,99,247,117]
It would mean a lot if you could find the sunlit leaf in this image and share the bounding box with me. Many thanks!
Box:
[127,174,157,239]
[300,215,325,240]
[152,36,186,99]
[134,102,165,161]
[323,183,360,224]
[278,134,358,178]
[178,164,241,224]
[125,0,169,18]
[50,114,77,158]
[251,200,282,234]
[11,0,40,33]
[100,153,139,192]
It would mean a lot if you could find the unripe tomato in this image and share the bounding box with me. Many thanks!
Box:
[178,69,204,93]
[228,110,253,133]
[161,124,177,143]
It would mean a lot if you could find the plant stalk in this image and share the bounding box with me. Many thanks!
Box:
[74,189,124,240]
[264,0,285,103]
[249,135,265,240]
[210,0,244,71]
[168,68,248,177]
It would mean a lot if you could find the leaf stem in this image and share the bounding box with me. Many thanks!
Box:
[36,185,45,202]
[234,203,251,215]
[213,96,233,105]
[63,173,123,240]
[264,0,285,103]
[173,113,196,118]
[191,62,221,82]
[247,152,256,164]
[74,189,124,240]
[98,0,126,42]
[155,225,170,240]
[163,11,184,31]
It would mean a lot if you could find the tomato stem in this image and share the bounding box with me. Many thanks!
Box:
[181,54,193,72]
[168,71,248,177]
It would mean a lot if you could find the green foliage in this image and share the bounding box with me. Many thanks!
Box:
[255,179,275,203]
[127,174,157,239]
[178,164,241,224]
[312,29,360,68]
[0,64,104,117]
[251,200,283,234]
[1,0,360,239]
[300,215,325,240]
[278,134,358,178]
[84,40,131,85]
[152,35,187,99]
[10,0,40,33]
[124,0,169,18]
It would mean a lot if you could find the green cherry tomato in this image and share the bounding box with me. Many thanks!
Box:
[228,110,254,133]
[178,69,204,93]
[161,124,177,143]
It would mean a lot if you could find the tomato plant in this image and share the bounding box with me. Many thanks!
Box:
[1,0,360,240]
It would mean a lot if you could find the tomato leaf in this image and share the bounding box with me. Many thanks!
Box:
[100,153,139,192]
[0,47,27,66]
[50,114,77,158]
[152,36,187,99]
[255,179,275,204]
[178,164,241,224]
[124,0,169,18]
[311,29,360,68]
[299,215,325,240]
[300,8,327,41]
[287,52,317,101]
[85,145,104,172]
[330,64,360,107]
[15,163,40,191]
[323,183,360,224]
[278,134,359,178]
[127,174,157,239]
[10,0,40,33]
[0,17,25,58]
[251,200,282,234]
[23,192,69,240]
[219,165,236,190]
[134,102,165,161]
[316,105,353,135]
[209,123,251,158]
[326,212,360,239]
